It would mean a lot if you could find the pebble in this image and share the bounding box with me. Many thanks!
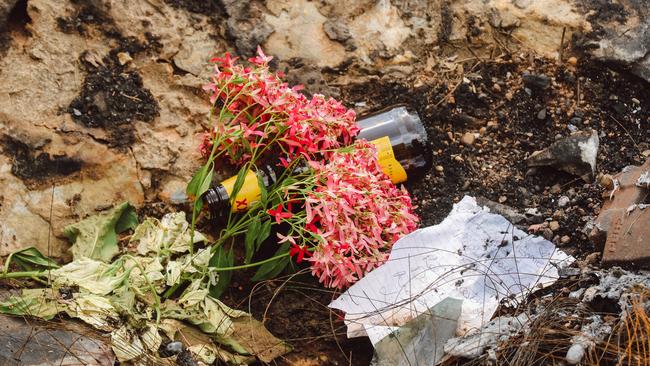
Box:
[498,195,507,203]
[631,97,640,105]
[454,155,464,163]
[435,165,444,173]
[561,235,571,245]
[542,228,554,240]
[558,196,570,207]
[550,184,562,195]
[642,150,650,157]
[599,174,614,189]
[165,341,184,355]
[522,72,550,90]
[549,221,560,231]
[460,132,476,146]
[536,108,547,120]
[567,56,578,66]
[73,108,82,116]
[505,91,513,101]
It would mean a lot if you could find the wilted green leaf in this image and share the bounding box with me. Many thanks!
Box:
[64,202,137,262]
[4,246,59,272]
[0,289,59,320]
[251,243,291,282]
[208,245,233,299]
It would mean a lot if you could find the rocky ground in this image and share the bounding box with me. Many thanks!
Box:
[0,0,649,365]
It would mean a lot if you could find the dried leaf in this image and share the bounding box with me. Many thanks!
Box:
[179,280,209,308]
[132,212,206,255]
[52,258,128,295]
[64,202,137,262]
[69,293,119,331]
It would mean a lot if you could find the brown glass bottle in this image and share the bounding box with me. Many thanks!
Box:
[202,105,430,215]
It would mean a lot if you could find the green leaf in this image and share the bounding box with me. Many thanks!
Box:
[186,163,214,199]
[257,173,268,207]
[229,167,249,206]
[256,220,272,251]
[244,218,261,264]
[4,247,59,272]
[64,202,137,262]
[208,246,233,299]
[251,243,291,282]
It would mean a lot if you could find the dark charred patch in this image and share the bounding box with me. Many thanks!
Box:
[68,56,159,148]
[163,0,225,16]
[0,0,31,57]
[2,137,82,181]
[56,0,110,35]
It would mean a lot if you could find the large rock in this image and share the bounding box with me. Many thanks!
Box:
[583,0,650,83]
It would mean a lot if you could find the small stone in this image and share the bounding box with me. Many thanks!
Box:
[631,97,640,105]
[561,235,571,244]
[72,108,82,116]
[549,221,560,231]
[599,174,614,189]
[454,155,464,163]
[567,56,578,66]
[505,91,513,101]
[498,195,507,203]
[558,196,570,207]
[435,165,444,173]
[492,83,501,92]
[536,108,547,120]
[117,52,132,65]
[460,132,475,146]
[642,150,650,157]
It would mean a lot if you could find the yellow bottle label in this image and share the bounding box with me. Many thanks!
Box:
[370,136,408,184]
[221,170,262,212]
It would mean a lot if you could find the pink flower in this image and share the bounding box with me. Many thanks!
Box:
[303,140,419,289]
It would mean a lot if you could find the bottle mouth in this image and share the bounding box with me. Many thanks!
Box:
[202,185,230,217]
[356,105,432,173]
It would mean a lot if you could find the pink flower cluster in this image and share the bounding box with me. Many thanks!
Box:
[201,48,358,164]
[303,140,420,289]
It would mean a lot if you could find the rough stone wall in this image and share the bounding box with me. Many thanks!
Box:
[0,0,643,257]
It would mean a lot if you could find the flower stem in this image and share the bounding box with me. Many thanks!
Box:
[213,252,289,271]
[0,271,47,279]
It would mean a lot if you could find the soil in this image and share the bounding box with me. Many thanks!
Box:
[68,54,159,148]
[338,55,649,259]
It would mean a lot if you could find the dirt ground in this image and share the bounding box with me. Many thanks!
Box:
[204,53,649,365]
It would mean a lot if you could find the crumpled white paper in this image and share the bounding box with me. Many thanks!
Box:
[330,196,574,344]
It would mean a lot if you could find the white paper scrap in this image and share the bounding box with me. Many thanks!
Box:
[329,196,574,342]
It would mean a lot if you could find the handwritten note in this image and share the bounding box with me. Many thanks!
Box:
[329,196,574,342]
